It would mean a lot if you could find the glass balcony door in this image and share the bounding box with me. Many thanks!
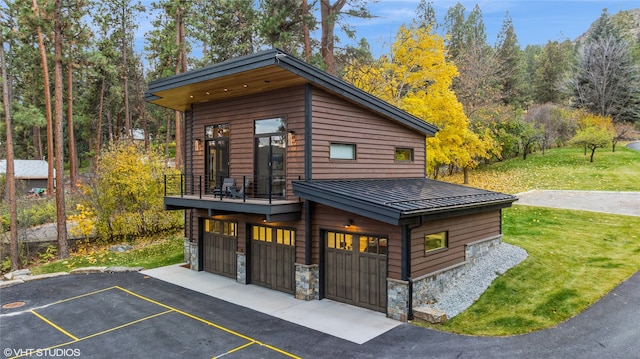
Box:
[205,124,230,193]
[254,118,286,198]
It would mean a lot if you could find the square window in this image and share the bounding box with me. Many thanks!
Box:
[330,143,356,160]
[425,232,447,253]
[395,148,414,161]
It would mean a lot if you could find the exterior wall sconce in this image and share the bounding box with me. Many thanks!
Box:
[194,138,203,152]
[344,219,354,228]
[287,130,296,146]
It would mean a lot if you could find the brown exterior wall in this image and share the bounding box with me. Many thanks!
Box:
[410,210,502,277]
[310,88,426,179]
[189,86,306,195]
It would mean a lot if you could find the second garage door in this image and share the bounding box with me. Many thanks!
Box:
[250,225,295,294]
[325,231,387,312]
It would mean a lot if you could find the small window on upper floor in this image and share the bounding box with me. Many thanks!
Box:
[395,147,414,161]
[330,143,356,160]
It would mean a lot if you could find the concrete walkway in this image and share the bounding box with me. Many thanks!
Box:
[516,190,640,217]
[141,264,400,344]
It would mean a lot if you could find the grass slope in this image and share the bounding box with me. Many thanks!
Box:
[426,145,640,335]
[438,206,639,335]
[31,233,184,275]
[444,146,640,193]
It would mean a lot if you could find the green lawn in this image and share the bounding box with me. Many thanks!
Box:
[31,233,184,275]
[444,146,640,194]
[426,206,640,335]
[423,145,640,335]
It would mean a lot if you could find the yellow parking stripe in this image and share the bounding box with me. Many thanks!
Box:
[47,286,118,305]
[14,286,301,359]
[10,310,174,359]
[114,286,301,359]
[30,310,79,341]
[115,286,255,341]
[213,341,256,358]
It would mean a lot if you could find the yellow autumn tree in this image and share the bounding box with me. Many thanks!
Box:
[343,24,493,178]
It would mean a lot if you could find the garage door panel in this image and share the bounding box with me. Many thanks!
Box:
[202,220,237,279]
[251,226,295,295]
[325,232,386,312]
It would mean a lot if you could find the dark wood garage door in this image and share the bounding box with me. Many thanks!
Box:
[325,232,387,312]
[202,219,237,279]
[251,225,295,294]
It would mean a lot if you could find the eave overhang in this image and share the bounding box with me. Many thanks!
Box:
[145,49,438,137]
[292,178,518,226]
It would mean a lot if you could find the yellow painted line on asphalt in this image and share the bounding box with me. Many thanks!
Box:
[47,286,117,305]
[9,310,174,359]
[114,286,301,359]
[213,341,256,358]
[30,309,79,341]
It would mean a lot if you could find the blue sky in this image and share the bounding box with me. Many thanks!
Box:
[136,1,639,59]
[346,0,639,56]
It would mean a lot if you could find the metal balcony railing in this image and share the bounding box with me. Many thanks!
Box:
[164,174,290,204]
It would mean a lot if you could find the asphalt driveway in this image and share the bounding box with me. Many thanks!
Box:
[1,271,638,358]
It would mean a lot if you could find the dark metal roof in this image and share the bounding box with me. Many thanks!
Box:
[145,49,438,136]
[292,178,518,225]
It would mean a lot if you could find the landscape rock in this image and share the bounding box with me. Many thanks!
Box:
[3,269,31,280]
[109,244,133,253]
[413,306,447,324]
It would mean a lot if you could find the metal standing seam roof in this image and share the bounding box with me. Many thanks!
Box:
[292,178,518,225]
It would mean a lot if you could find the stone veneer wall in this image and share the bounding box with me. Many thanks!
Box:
[184,239,199,271]
[387,279,410,322]
[411,235,502,310]
[236,252,247,284]
[295,264,319,300]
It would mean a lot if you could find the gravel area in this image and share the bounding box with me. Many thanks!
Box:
[431,243,528,319]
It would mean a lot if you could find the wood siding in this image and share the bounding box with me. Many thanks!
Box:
[190,86,307,198]
[410,210,502,277]
[310,88,426,179]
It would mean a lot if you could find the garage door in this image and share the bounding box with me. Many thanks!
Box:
[251,225,295,294]
[325,232,387,312]
[202,219,237,279]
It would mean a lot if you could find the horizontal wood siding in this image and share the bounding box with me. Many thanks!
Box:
[411,210,502,277]
[310,88,426,179]
[190,86,306,198]
[311,204,402,278]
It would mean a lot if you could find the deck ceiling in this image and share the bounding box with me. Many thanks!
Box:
[148,65,309,112]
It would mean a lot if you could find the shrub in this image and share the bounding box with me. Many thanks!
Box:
[85,141,183,241]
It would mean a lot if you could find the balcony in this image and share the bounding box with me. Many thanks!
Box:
[163,174,302,222]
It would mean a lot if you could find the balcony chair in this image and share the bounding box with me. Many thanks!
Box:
[213,177,235,197]
[229,178,251,199]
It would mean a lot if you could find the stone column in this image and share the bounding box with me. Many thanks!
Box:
[295,263,319,300]
[188,240,199,271]
[387,278,410,322]
[236,252,247,284]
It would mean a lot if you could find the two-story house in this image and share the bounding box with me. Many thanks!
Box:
[145,49,517,321]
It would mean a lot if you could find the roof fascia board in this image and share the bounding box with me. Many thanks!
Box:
[146,51,278,94]
[293,183,402,225]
